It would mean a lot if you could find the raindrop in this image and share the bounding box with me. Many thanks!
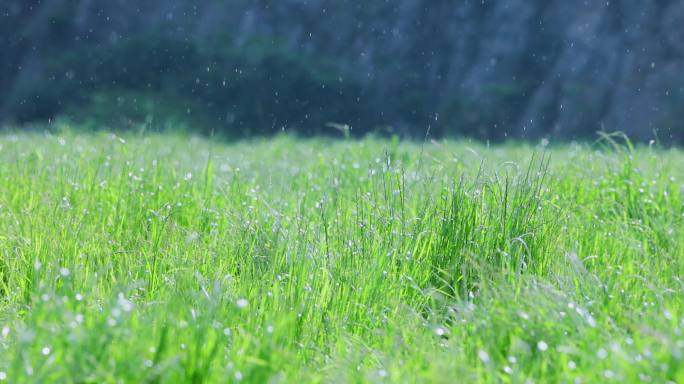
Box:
[537,341,548,351]
[597,348,608,359]
[117,293,134,312]
[236,298,249,309]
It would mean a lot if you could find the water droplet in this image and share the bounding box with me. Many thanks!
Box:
[597,348,608,359]
[117,293,134,312]
[537,341,548,351]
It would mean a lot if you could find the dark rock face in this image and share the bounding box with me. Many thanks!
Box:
[1,0,682,142]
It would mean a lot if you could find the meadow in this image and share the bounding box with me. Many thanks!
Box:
[0,131,682,383]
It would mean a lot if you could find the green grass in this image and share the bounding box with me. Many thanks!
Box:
[0,131,682,383]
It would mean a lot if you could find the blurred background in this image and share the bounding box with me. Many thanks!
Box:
[1,0,683,143]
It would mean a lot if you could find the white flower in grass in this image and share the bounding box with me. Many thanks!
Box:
[478,350,490,364]
[236,298,249,309]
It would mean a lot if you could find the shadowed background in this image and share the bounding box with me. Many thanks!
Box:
[1,0,683,143]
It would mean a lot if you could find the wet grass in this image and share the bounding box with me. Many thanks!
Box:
[0,131,682,383]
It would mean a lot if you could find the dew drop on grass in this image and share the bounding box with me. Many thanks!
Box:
[597,348,608,359]
[586,314,597,327]
[236,298,249,309]
[117,293,134,312]
[186,232,199,242]
[537,341,548,351]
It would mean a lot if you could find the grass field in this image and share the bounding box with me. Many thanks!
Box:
[0,131,682,383]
